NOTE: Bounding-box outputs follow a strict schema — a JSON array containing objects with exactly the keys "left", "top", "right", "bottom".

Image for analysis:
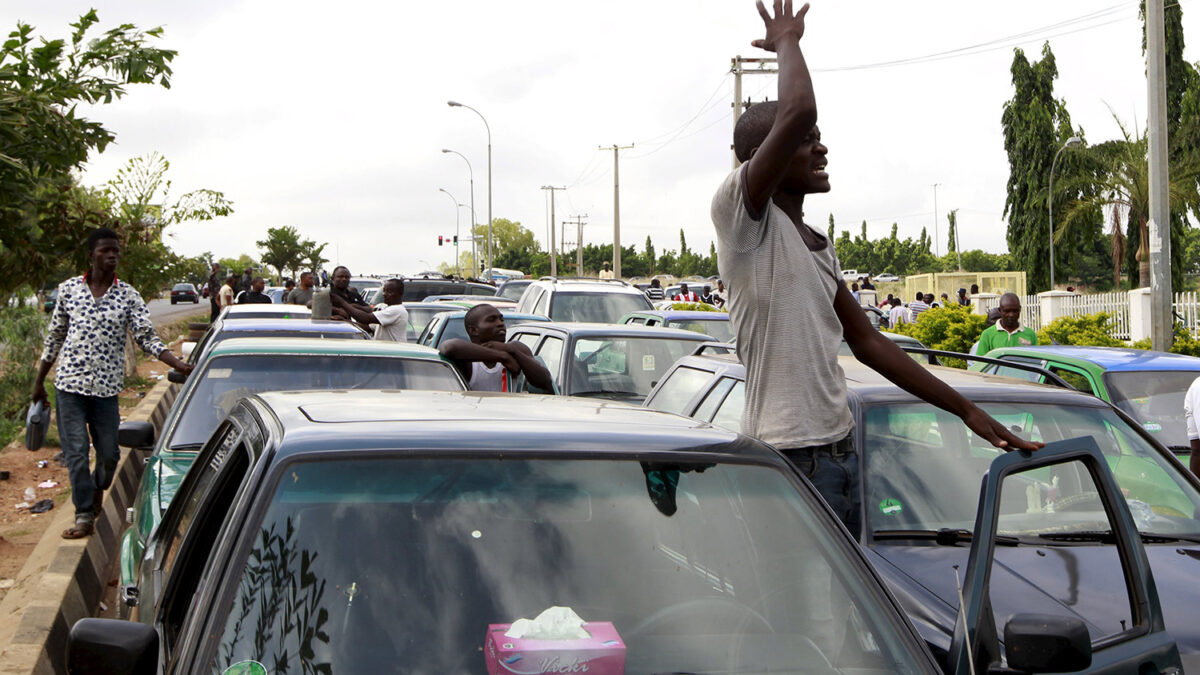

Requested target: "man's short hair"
[
  {"left": 86, "top": 227, "right": 120, "bottom": 252},
  {"left": 734, "top": 101, "right": 778, "bottom": 163},
  {"left": 999, "top": 292, "right": 1021, "bottom": 306},
  {"left": 332, "top": 265, "right": 349, "bottom": 276},
  {"left": 300, "top": 271, "right": 313, "bottom": 280},
  {"left": 463, "top": 303, "right": 495, "bottom": 330},
  {"left": 226, "top": 275, "right": 237, "bottom": 283},
  {"left": 384, "top": 278, "right": 404, "bottom": 293},
  {"left": 253, "top": 277, "right": 265, "bottom": 284}
]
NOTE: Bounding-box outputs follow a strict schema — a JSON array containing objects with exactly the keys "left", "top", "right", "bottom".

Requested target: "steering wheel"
[{"left": 624, "top": 596, "right": 774, "bottom": 639}]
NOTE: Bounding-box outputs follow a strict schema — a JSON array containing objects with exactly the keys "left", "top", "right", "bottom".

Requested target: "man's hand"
[
  {"left": 329, "top": 293, "right": 348, "bottom": 308},
  {"left": 482, "top": 342, "right": 520, "bottom": 371},
  {"left": 752, "top": 0, "right": 809, "bottom": 52},
  {"left": 962, "top": 406, "right": 1044, "bottom": 452},
  {"left": 31, "top": 381, "right": 48, "bottom": 406}
]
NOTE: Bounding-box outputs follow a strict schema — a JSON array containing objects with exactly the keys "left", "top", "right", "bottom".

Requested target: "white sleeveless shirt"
[{"left": 468, "top": 361, "right": 509, "bottom": 391}]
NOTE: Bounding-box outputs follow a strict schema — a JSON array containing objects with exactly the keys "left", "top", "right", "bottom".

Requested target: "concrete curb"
[{"left": 0, "top": 379, "right": 179, "bottom": 675}]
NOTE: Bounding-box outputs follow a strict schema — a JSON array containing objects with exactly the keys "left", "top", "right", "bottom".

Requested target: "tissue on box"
[{"left": 485, "top": 621, "right": 626, "bottom": 675}]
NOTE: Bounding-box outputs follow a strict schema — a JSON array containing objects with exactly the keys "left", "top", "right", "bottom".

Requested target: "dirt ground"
[{"left": 0, "top": 319, "right": 199, "bottom": 605}]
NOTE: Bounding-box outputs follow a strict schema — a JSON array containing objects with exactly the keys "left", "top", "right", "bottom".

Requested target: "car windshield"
[
  {"left": 568, "top": 336, "right": 703, "bottom": 402},
  {"left": 864, "top": 401, "right": 1200, "bottom": 538},
  {"left": 169, "top": 355, "right": 462, "bottom": 449},
  {"left": 551, "top": 292, "right": 651, "bottom": 323},
  {"left": 1103, "top": 370, "right": 1200, "bottom": 448},
  {"left": 671, "top": 318, "right": 735, "bottom": 342},
  {"left": 497, "top": 281, "right": 530, "bottom": 301},
  {"left": 407, "top": 307, "right": 454, "bottom": 341},
  {"left": 207, "top": 457, "right": 930, "bottom": 675}
]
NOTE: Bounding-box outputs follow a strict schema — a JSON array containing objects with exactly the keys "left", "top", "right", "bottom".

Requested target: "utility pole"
[
  {"left": 931, "top": 183, "right": 941, "bottom": 258},
  {"left": 541, "top": 186, "right": 565, "bottom": 277},
  {"left": 1147, "top": 0, "right": 1173, "bottom": 351},
  {"left": 564, "top": 215, "right": 587, "bottom": 273},
  {"left": 600, "top": 145, "right": 634, "bottom": 278},
  {"left": 730, "top": 55, "right": 777, "bottom": 168}
]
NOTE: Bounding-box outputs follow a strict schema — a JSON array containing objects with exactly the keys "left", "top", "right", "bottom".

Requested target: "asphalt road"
[{"left": 147, "top": 296, "right": 210, "bottom": 324}]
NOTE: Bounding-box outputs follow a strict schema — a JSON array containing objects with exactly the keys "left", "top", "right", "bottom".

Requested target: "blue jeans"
[
  {"left": 56, "top": 390, "right": 120, "bottom": 519},
  {"left": 781, "top": 435, "right": 861, "bottom": 539}
]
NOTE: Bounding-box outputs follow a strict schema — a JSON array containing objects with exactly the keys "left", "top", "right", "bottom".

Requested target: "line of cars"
[{"left": 69, "top": 274, "right": 1197, "bottom": 673}]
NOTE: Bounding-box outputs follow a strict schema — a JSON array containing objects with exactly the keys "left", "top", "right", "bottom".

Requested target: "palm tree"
[{"left": 1056, "top": 114, "right": 1200, "bottom": 288}]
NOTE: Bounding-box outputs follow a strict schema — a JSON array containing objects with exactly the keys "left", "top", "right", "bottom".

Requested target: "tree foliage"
[
  {"left": 256, "top": 226, "right": 328, "bottom": 280},
  {"left": 0, "top": 11, "right": 176, "bottom": 304}
]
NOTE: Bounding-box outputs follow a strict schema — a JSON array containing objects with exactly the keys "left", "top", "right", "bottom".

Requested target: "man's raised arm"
[{"left": 743, "top": 0, "right": 816, "bottom": 215}]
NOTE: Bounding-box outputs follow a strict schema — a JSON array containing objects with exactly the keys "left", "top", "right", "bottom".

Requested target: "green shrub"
[
  {"left": 1037, "top": 313, "right": 1124, "bottom": 347},
  {"left": 663, "top": 302, "right": 725, "bottom": 312},
  {"left": 0, "top": 306, "right": 46, "bottom": 442},
  {"left": 1130, "top": 331, "right": 1200, "bottom": 356},
  {"left": 890, "top": 304, "right": 988, "bottom": 357}
]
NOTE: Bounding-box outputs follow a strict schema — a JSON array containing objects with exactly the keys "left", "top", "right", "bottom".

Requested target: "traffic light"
[
  {"left": 453, "top": 235, "right": 458, "bottom": 246},
  {"left": 438, "top": 235, "right": 444, "bottom": 246}
]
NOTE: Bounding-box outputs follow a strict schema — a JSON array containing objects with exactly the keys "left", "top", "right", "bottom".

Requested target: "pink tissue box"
[{"left": 485, "top": 621, "right": 626, "bottom": 675}]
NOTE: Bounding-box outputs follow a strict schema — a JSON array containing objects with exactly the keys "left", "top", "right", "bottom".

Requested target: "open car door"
[{"left": 950, "top": 437, "right": 1183, "bottom": 674}]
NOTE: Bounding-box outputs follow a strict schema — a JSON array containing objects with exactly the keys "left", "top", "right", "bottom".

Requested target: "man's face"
[
  {"left": 332, "top": 268, "right": 351, "bottom": 290},
  {"left": 924, "top": 294, "right": 934, "bottom": 304},
  {"left": 300, "top": 273, "right": 313, "bottom": 289},
  {"left": 999, "top": 299, "right": 1022, "bottom": 330},
  {"left": 382, "top": 281, "right": 404, "bottom": 305},
  {"left": 252, "top": 279, "right": 265, "bottom": 292},
  {"left": 90, "top": 239, "right": 121, "bottom": 273},
  {"left": 680, "top": 284, "right": 689, "bottom": 294},
  {"left": 469, "top": 306, "right": 506, "bottom": 343},
  {"left": 718, "top": 281, "right": 725, "bottom": 291},
  {"left": 780, "top": 126, "right": 830, "bottom": 194}
]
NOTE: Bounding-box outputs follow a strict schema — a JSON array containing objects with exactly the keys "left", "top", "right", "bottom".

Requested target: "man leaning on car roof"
[{"left": 439, "top": 304, "right": 553, "bottom": 392}]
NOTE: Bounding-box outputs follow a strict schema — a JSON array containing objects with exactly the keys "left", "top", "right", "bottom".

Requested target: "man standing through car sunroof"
[{"left": 712, "top": 0, "right": 1038, "bottom": 537}]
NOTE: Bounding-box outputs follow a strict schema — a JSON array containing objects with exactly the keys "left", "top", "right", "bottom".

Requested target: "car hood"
[{"left": 867, "top": 542, "right": 1200, "bottom": 659}]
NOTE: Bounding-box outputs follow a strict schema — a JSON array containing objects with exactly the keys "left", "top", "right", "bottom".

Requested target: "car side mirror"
[
  {"left": 167, "top": 370, "right": 187, "bottom": 384},
  {"left": 1002, "top": 613, "right": 1091, "bottom": 673},
  {"left": 118, "top": 421, "right": 155, "bottom": 451},
  {"left": 68, "top": 618, "right": 158, "bottom": 675}
]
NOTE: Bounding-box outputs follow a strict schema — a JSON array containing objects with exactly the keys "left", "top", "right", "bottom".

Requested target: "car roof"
[
  {"left": 253, "top": 390, "right": 770, "bottom": 459},
  {"left": 511, "top": 322, "right": 714, "bottom": 340},
  {"left": 990, "top": 345, "right": 1200, "bottom": 372},
  {"left": 533, "top": 278, "right": 644, "bottom": 293},
  {"left": 671, "top": 352, "right": 1112, "bottom": 407},
  {"left": 433, "top": 310, "right": 548, "bottom": 321},
  {"left": 400, "top": 302, "right": 462, "bottom": 310},
  {"left": 221, "top": 304, "right": 311, "bottom": 316},
  {"left": 208, "top": 336, "right": 447, "bottom": 359},
  {"left": 215, "top": 318, "right": 363, "bottom": 333},
  {"left": 628, "top": 310, "right": 730, "bottom": 320}
]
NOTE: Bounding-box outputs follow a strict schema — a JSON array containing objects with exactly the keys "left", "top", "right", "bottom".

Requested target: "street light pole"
[
  {"left": 1048, "top": 136, "right": 1083, "bottom": 290},
  {"left": 442, "top": 148, "right": 476, "bottom": 277},
  {"left": 448, "top": 101, "right": 492, "bottom": 279},
  {"left": 438, "top": 187, "right": 461, "bottom": 277}
]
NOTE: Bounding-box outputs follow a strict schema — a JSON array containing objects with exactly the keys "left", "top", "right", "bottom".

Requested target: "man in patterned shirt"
[{"left": 32, "top": 228, "right": 194, "bottom": 539}]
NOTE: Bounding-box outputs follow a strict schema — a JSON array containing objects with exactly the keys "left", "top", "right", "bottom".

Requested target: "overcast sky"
[{"left": 5, "top": 0, "right": 1197, "bottom": 275}]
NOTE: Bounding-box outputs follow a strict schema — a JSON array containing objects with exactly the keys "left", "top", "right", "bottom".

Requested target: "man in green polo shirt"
[{"left": 978, "top": 292, "right": 1038, "bottom": 355}]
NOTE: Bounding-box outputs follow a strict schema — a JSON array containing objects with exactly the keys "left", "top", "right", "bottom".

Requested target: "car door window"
[
  {"left": 1047, "top": 364, "right": 1096, "bottom": 394},
  {"left": 513, "top": 333, "right": 540, "bottom": 350},
  {"left": 627, "top": 317, "right": 647, "bottom": 325},
  {"left": 534, "top": 289, "right": 551, "bottom": 317},
  {"left": 990, "top": 355, "right": 1045, "bottom": 382},
  {"left": 644, "top": 367, "right": 713, "bottom": 415},
  {"left": 534, "top": 337, "right": 564, "bottom": 390},
  {"left": 710, "top": 380, "right": 746, "bottom": 432},
  {"left": 158, "top": 422, "right": 253, "bottom": 650},
  {"left": 694, "top": 376, "right": 736, "bottom": 423}
]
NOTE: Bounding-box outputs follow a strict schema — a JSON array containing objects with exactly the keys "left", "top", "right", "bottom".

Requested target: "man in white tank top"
[{"left": 439, "top": 304, "right": 553, "bottom": 392}]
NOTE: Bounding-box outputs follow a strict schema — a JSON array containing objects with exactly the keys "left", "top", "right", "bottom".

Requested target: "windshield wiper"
[
  {"left": 1138, "top": 531, "right": 1200, "bottom": 545},
  {"left": 873, "top": 528, "right": 1020, "bottom": 546},
  {"left": 1167, "top": 445, "right": 1192, "bottom": 455},
  {"left": 166, "top": 442, "right": 203, "bottom": 452},
  {"left": 1038, "top": 530, "right": 1116, "bottom": 543}
]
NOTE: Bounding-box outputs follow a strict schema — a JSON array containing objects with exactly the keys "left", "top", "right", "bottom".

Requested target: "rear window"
[
  {"left": 549, "top": 292, "right": 652, "bottom": 323},
  {"left": 173, "top": 284, "right": 194, "bottom": 291}
]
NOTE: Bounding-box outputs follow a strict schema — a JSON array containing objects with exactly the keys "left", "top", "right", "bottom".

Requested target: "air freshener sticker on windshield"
[
  {"left": 223, "top": 662, "right": 267, "bottom": 675},
  {"left": 878, "top": 498, "right": 903, "bottom": 516},
  {"left": 208, "top": 368, "right": 233, "bottom": 379},
  {"left": 1143, "top": 421, "right": 1163, "bottom": 433},
  {"left": 642, "top": 355, "right": 655, "bottom": 371}
]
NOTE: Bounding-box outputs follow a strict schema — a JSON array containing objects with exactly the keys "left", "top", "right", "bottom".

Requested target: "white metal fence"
[
  {"left": 1175, "top": 292, "right": 1200, "bottom": 337},
  {"left": 973, "top": 290, "right": 1200, "bottom": 341},
  {"left": 1058, "top": 291, "right": 1131, "bottom": 340}
]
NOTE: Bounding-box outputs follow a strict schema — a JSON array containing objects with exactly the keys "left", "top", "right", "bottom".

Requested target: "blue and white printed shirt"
[{"left": 41, "top": 274, "right": 165, "bottom": 398}]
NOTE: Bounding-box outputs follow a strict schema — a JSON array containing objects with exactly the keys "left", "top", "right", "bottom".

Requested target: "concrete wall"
[{"left": 0, "top": 380, "right": 179, "bottom": 675}]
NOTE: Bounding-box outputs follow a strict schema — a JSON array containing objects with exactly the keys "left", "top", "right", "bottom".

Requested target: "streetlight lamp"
[
  {"left": 447, "top": 100, "right": 492, "bottom": 280},
  {"left": 1048, "top": 135, "right": 1083, "bottom": 289},
  {"left": 439, "top": 187, "right": 462, "bottom": 277},
  {"left": 441, "top": 148, "right": 477, "bottom": 277}
]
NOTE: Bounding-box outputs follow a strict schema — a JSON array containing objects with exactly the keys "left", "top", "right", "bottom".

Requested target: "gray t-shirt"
[
  {"left": 286, "top": 287, "right": 314, "bottom": 306},
  {"left": 711, "top": 167, "right": 852, "bottom": 448}
]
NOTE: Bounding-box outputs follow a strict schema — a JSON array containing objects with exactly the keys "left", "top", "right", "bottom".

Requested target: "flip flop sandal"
[{"left": 61, "top": 520, "right": 94, "bottom": 539}]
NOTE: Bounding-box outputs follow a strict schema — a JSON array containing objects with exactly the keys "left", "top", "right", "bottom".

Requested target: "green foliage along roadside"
[
  {"left": 889, "top": 304, "right": 988, "bottom": 363},
  {"left": 1036, "top": 313, "right": 1125, "bottom": 348},
  {"left": 0, "top": 306, "right": 46, "bottom": 442}
]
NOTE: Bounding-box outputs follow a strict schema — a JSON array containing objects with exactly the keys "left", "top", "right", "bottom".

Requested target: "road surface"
[{"left": 147, "top": 297, "right": 209, "bottom": 323}]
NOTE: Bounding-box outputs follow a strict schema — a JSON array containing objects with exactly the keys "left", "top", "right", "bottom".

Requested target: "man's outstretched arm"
[
  {"left": 743, "top": 0, "right": 816, "bottom": 215},
  {"left": 834, "top": 285, "right": 1041, "bottom": 451}
]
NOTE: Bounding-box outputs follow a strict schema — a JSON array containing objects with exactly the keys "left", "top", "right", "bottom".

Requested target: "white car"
[
  {"left": 840, "top": 269, "right": 862, "bottom": 282},
  {"left": 875, "top": 273, "right": 900, "bottom": 282}
]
